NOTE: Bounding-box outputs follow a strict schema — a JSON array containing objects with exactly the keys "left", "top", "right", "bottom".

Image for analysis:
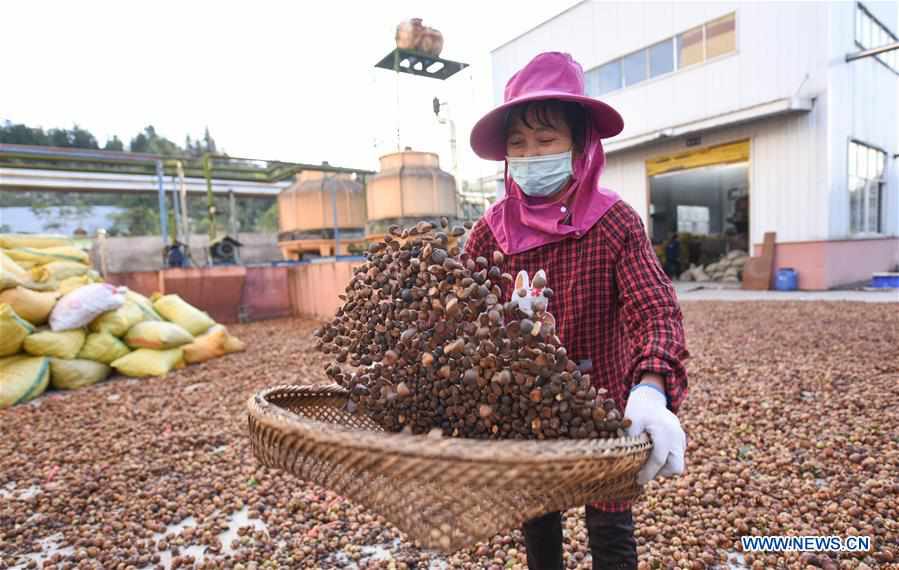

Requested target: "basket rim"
[{"left": 247, "top": 383, "right": 652, "bottom": 465}]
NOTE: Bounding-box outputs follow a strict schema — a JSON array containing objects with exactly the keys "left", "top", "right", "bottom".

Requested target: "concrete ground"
[{"left": 673, "top": 282, "right": 899, "bottom": 303}]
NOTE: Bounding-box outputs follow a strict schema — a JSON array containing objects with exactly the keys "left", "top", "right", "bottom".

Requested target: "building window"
[
  {"left": 594, "top": 61, "right": 622, "bottom": 96},
  {"left": 848, "top": 140, "right": 886, "bottom": 235},
  {"left": 649, "top": 39, "right": 674, "bottom": 77},
  {"left": 706, "top": 13, "right": 736, "bottom": 59},
  {"left": 586, "top": 12, "right": 736, "bottom": 97},
  {"left": 855, "top": 2, "right": 899, "bottom": 74},
  {"left": 622, "top": 50, "right": 648, "bottom": 87},
  {"left": 677, "top": 26, "right": 704, "bottom": 68}
]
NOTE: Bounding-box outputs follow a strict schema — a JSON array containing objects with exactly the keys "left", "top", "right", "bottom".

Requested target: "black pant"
[{"left": 522, "top": 507, "right": 637, "bottom": 570}]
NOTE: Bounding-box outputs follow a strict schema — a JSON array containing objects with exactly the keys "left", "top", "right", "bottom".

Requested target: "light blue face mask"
[{"left": 507, "top": 150, "right": 573, "bottom": 197}]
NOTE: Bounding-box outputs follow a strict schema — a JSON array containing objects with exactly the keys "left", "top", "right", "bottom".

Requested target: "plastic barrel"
[{"left": 774, "top": 268, "right": 798, "bottom": 291}]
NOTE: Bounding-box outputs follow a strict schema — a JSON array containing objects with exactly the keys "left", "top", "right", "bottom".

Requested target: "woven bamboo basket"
[{"left": 247, "top": 384, "right": 652, "bottom": 552}]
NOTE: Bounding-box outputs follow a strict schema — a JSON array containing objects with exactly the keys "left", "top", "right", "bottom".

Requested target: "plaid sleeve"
[
  {"left": 614, "top": 207, "right": 689, "bottom": 414},
  {"left": 463, "top": 219, "right": 494, "bottom": 259}
]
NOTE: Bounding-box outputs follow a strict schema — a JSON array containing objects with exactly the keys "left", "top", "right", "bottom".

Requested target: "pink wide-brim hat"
[{"left": 470, "top": 52, "right": 624, "bottom": 161}]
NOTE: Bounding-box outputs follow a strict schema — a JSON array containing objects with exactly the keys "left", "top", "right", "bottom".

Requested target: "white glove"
[{"left": 625, "top": 384, "right": 686, "bottom": 485}]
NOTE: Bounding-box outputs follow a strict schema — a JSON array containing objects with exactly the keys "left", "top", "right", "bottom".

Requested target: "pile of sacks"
[
  {"left": 0, "top": 233, "right": 245, "bottom": 409},
  {"left": 679, "top": 249, "right": 749, "bottom": 284}
]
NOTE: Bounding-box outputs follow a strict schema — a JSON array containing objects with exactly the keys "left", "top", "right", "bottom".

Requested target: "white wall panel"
[
  {"left": 827, "top": 1, "right": 898, "bottom": 238},
  {"left": 599, "top": 106, "right": 828, "bottom": 246},
  {"left": 494, "top": 2, "right": 830, "bottom": 139},
  {"left": 489, "top": 1, "right": 898, "bottom": 244}
]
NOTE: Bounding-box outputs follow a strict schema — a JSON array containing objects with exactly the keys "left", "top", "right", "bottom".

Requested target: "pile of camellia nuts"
[{"left": 315, "top": 219, "right": 629, "bottom": 440}]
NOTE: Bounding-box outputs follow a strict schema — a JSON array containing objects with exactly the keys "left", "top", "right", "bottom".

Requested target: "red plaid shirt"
[{"left": 465, "top": 199, "right": 689, "bottom": 512}]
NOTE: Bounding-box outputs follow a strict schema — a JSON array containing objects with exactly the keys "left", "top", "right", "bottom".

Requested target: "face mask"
[{"left": 507, "top": 150, "right": 573, "bottom": 197}]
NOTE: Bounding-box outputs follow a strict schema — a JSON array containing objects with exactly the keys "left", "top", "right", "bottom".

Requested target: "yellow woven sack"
[
  {"left": 0, "top": 273, "right": 24, "bottom": 292},
  {"left": 0, "top": 355, "right": 50, "bottom": 409},
  {"left": 79, "top": 332, "right": 130, "bottom": 364},
  {"left": 10, "top": 259, "right": 38, "bottom": 270},
  {"left": 6, "top": 246, "right": 90, "bottom": 266},
  {"left": 0, "top": 287, "right": 60, "bottom": 325},
  {"left": 125, "top": 321, "right": 193, "bottom": 349},
  {"left": 0, "top": 234, "right": 73, "bottom": 250},
  {"left": 0, "top": 303, "right": 34, "bottom": 356},
  {"left": 24, "top": 329, "right": 86, "bottom": 359},
  {"left": 90, "top": 301, "right": 144, "bottom": 337},
  {"left": 42, "top": 261, "right": 90, "bottom": 282},
  {"left": 220, "top": 325, "right": 246, "bottom": 353},
  {"left": 223, "top": 331, "right": 246, "bottom": 353},
  {"left": 28, "top": 266, "right": 62, "bottom": 290},
  {"left": 1, "top": 272, "right": 57, "bottom": 293},
  {"left": 1, "top": 250, "right": 29, "bottom": 279},
  {"left": 58, "top": 275, "right": 91, "bottom": 295},
  {"left": 182, "top": 325, "right": 229, "bottom": 364},
  {"left": 49, "top": 358, "right": 111, "bottom": 390},
  {"left": 29, "top": 264, "right": 52, "bottom": 283},
  {"left": 153, "top": 294, "right": 215, "bottom": 336},
  {"left": 126, "top": 290, "right": 162, "bottom": 321},
  {"left": 111, "top": 348, "right": 184, "bottom": 378}
]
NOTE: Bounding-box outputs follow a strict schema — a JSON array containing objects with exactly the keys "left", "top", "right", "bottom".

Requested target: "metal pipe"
[
  {"left": 846, "top": 41, "right": 899, "bottom": 62},
  {"left": 394, "top": 50, "right": 402, "bottom": 151},
  {"left": 203, "top": 154, "right": 216, "bottom": 244},
  {"left": 175, "top": 161, "right": 191, "bottom": 252},
  {"left": 229, "top": 190, "right": 238, "bottom": 236},
  {"left": 156, "top": 160, "right": 168, "bottom": 256},
  {"left": 436, "top": 101, "right": 464, "bottom": 219},
  {"left": 171, "top": 173, "right": 182, "bottom": 244},
  {"left": 360, "top": 174, "right": 368, "bottom": 244},
  {"left": 331, "top": 176, "right": 340, "bottom": 257},
  {"left": 0, "top": 144, "right": 375, "bottom": 180},
  {"left": 0, "top": 145, "right": 161, "bottom": 163}
]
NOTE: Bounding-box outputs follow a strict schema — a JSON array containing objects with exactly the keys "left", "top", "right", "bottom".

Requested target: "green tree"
[
  {"left": 203, "top": 127, "right": 217, "bottom": 154},
  {"left": 0, "top": 121, "right": 49, "bottom": 145},
  {"left": 28, "top": 192, "right": 95, "bottom": 231},
  {"left": 0, "top": 121, "right": 254, "bottom": 238},
  {"left": 238, "top": 197, "right": 277, "bottom": 232},
  {"left": 258, "top": 202, "right": 279, "bottom": 232},
  {"left": 27, "top": 125, "right": 100, "bottom": 149},
  {"left": 47, "top": 128, "right": 72, "bottom": 147},
  {"left": 107, "top": 195, "right": 160, "bottom": 236},
  {"left": 70, "top": 125, "right": 99, "bottom": 149},
  {"left": 129, "top": 132, "right": 149, "bottom": 153},
  {"left": 128, "top": 125, "right": 181, "bottom": 156},
  {"left": 104, "top": 136, "right": 124, "bottom": 151}
]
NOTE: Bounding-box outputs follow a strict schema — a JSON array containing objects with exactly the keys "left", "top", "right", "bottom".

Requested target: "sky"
[{"left": 1, "top": 0, "right": 580, "bottom": 182}]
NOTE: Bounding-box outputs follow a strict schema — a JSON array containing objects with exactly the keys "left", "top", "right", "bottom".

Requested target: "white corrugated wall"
[
  {"left": 601, "top": 104, "right": 829, "bottom": 249},
  {"left": 827, "top": 1, "right": 899, "bottom": 239},
  {"left": 490, "top": 1, "right": 898, "bottom": 249}
]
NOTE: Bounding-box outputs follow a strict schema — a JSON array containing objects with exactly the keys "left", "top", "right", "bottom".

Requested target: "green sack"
[
  {"left": 49, "top": 358, "right": 111, "bottom": 390},
  {"left": 0, "top": 355, "right": 50, "bottom": 409},
  {"left": 111, "top": 348, "right": 184, "bottom": 378},
  {"left": 24, "top": 329, "right": 86, "bottom": 359},
  {"left": 79, "top": 332, "right": 130, "bottom": 364},
  {"left": 0, "top": 303, "right": 34, "bottom": 357},
  {"left": 90, "top": 301, "right": 144, "bottom": 337}
]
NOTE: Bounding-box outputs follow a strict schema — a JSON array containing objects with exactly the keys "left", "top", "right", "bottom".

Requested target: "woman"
[{"left": 464, "top": 52, "right": 689, "bottom": 570}]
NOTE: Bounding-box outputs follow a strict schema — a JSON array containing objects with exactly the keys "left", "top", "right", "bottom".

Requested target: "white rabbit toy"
[{"left": 511, "top": 270, "right": 556, "bottom": 331}]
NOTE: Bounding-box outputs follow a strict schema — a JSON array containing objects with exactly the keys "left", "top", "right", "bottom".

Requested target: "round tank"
[
  {"left": 366, "top": 150, "right": 458, "bottom": 235},
  {"left": 278, "top": 171, "right": 366, "bottom": 240}
]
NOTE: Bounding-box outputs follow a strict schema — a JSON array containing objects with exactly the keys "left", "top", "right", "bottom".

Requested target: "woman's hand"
[{"left": 624, "top": 380, "right": 686, "bottom": 485}]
